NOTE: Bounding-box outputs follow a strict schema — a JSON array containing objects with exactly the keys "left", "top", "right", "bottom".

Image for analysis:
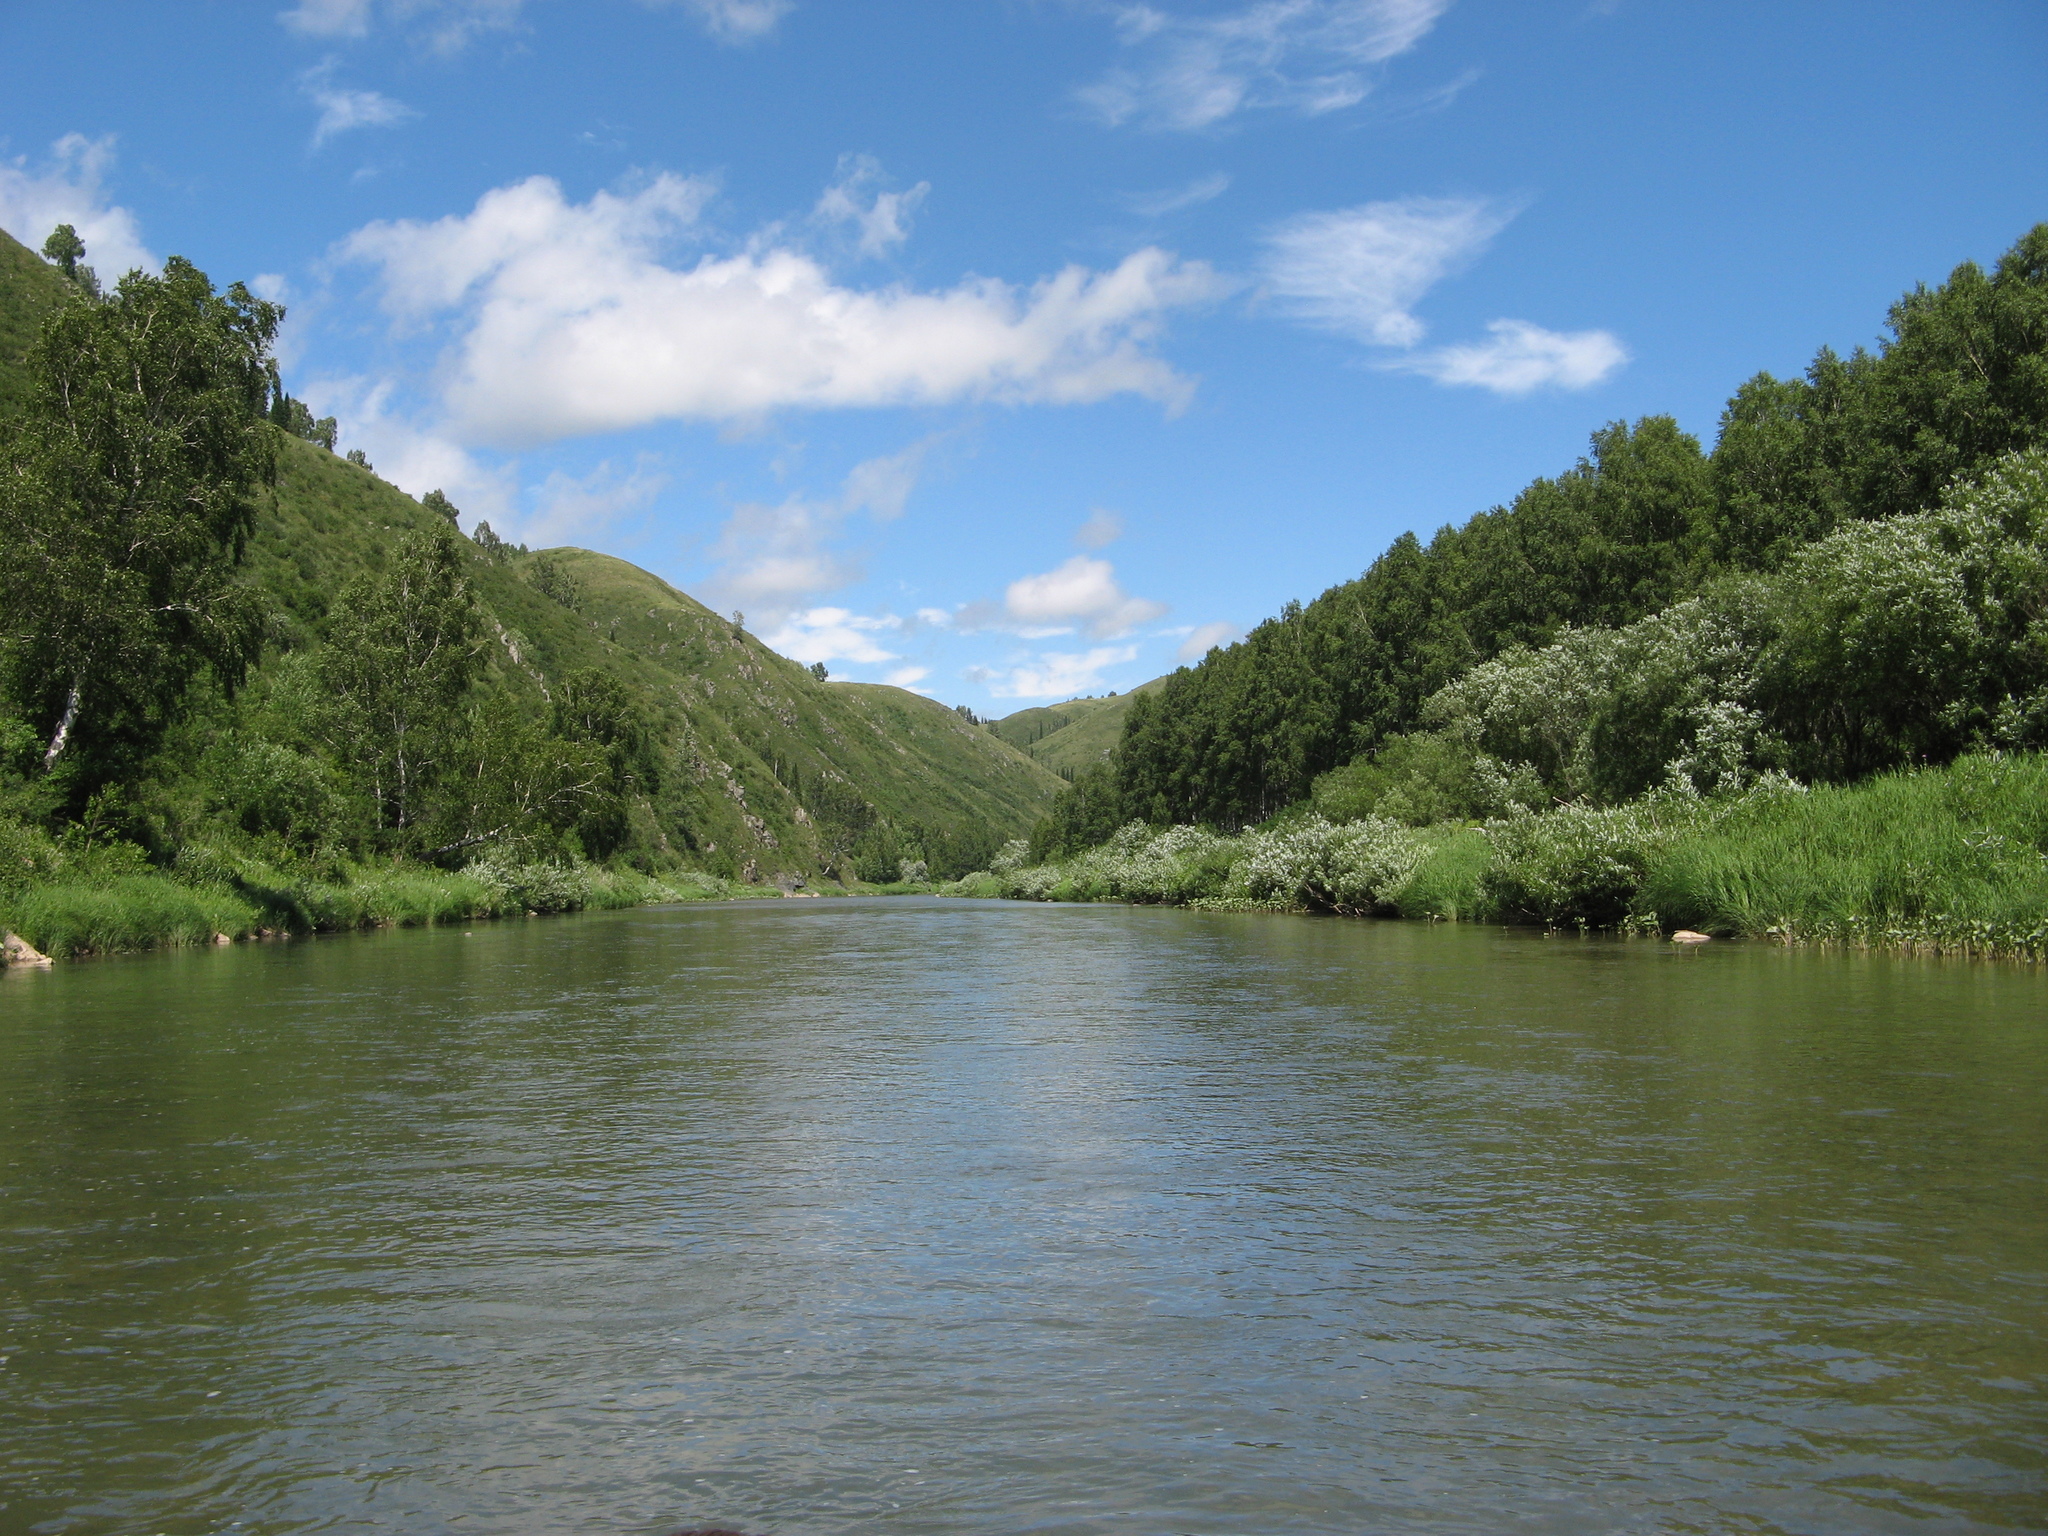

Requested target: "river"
[{"left": 2, "top": 898, "right": 2043, "bottom": 1534}]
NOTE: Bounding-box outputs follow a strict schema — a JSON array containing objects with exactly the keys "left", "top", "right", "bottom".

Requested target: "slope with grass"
[{"left": 992, "top": 677, "right": 1165, "bottom": 777}]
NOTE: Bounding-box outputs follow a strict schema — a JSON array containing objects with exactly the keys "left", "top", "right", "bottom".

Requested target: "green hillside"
[
  {"left": 248, "top": 438, "right": 1063, "bottom": 879},
  {"left": 0, "top": 228, "right": 65, "bottom": 420},
  {"left": 992, "top": 677, "right": 1165, "bottom": 777},
  {"left": 0, "top": 225, "right": 1062, "bottom": 887}
]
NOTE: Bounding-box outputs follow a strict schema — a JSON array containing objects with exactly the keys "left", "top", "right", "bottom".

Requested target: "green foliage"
[
  {"left": 1091, "top": 226, "right": 2048, "bottom": 836},
  {"left": 524, "top": 551, "right": 583, "bottom": 609},
  {"left": 318, "top": 525, "right": 485, "bottom": 841},
  {"left": 0, "top": 255, "right": 279, "bottom": 804}
]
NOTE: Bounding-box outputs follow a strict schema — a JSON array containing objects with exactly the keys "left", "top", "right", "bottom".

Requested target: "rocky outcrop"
[{"left": 3, "top": 931, "right": 52, "bottom": 967}]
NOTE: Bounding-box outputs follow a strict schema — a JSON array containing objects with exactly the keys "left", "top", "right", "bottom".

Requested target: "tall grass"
[
  {"left": 1643, "top": 754, "right": 2048, "bottom": 957},
  {"left": 0, "top": 828, "right": 758, "bottom": 959},
  {"left": 964, "top": 754, "right": 2048, "bottom": 961}
]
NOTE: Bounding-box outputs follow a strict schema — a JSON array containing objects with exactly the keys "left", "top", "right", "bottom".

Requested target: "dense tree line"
[{"left": 1055, "top": 226, "right": 2048, "bottom": 851}]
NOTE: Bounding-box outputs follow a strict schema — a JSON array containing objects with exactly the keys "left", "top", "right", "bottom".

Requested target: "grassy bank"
[
  {"left": 953, "top": 753, "right": 2048, "bottom": 962},
  {"left": 0, "top": 828, "right": 780, "bottom": 960}
]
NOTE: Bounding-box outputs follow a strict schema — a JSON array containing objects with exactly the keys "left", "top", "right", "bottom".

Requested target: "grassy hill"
[
  {"left": 992, "top": 676, "right": 1166, "bottom": 777},
  {"left": 0, "top": 226, "right": 1063, "bottom": 884}
]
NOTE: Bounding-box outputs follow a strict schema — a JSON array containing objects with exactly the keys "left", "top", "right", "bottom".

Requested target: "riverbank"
[
  {"left": 0, "top": 824, "right": 943, "bottom": 961},
  {"left": 950, "top": 752, "right": 2048, "bottom": 962}
]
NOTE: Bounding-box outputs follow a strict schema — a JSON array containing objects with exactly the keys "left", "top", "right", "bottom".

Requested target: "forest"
[
  {"left": 0, "top": 227, "right": 1062, "bottom": 956},
  {"left": 1003, "top": 226, "right": 2048, "bottom": 957}
]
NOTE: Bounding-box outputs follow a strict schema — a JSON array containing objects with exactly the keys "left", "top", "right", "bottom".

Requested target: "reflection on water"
[{"left": 1, "top": 899, "right": 2043, "bottom": 1534}]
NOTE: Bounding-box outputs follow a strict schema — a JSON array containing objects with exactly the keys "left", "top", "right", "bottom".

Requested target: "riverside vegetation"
[
  {"left": 0, "top": 226, "right": 1062, "bottom": 957},
  {"left": 970, "top": 226, "right": 2048, "bottom": 961}
]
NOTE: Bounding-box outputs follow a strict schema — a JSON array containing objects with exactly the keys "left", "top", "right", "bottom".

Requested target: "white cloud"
[
  {"left": 1080, "top": 0, "right": 1452, "bottom": 131},
  {"left": 814, "top": 154, "right": 929, "bottom": 257},
  {"left": 340, "top": 174, "right": 1223, "bottom": 446},
  {"left": 973, "top": 646, "right": 1140, "bottom": 700},
  {"left": 303, "top": 64, "right": 418, "bottom": 148},
  {"left": 0, "top": 134, "right": 154, "bottom": 281},
  {"left": 884, "top": 665, "right": 931, "bottom": 691},
  {"left": 1003, "top": 555, "right": 1166, "bottom": 639},
  {"left": 1075, "top": 509, "right": 1123, "bottom": 549},
  {"left": 280, "top": 0, "right": 375, "bottom": 36},
  {"left": 762, "top": 607, "right": 902, "bottom": 666},
  {"left": 914, "top": 606, "right": 953, "bottom": 627},
  {"left": 1261, "top": 195, "right": 1511, "bottom": 346},
  {"left": 1399, "top": 318, "right": 1627, "bottom": 394},
  {"left": 1120, "top": 171, "right": 1231, "bottom": 218},
  {"left": 1177, "top": 620, "right": 1240, "bottom": 661}
]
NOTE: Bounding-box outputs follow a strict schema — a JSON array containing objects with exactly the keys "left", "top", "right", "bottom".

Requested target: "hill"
[
  {"left": 992, "top": 677, "right": 1166, "bottom": 778},
  {"left": 0, "top": 225, "right": 1063, "bottom": 884}
]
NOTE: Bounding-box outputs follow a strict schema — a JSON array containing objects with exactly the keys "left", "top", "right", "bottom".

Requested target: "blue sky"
[{"left": 2, "top": 1, "right": 2043, "bottom": 707}]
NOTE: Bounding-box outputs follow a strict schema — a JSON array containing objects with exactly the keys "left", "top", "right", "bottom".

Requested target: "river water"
[{"left": 1, "top": 899, "right": 2043, "bottom": 1535}]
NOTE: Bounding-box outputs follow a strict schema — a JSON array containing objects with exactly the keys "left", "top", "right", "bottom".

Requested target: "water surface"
[{"left": 2, "top": 900, "right": 2044, "bottom": 1534}]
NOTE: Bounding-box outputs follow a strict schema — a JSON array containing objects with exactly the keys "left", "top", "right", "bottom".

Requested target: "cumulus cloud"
[
  {"left": 972, "top": 646, "right": 1140, "bottom": 700},
  {"left": 1176, "top": 619, "right": 1240, "bottom": 661},
  {"left": 340, "top": 173, "right": 1221, "bottom": 446},
  {"left": 1120, "top": 171, "right": 1231, "bottom": 218},
  {"left": 0, "top": 134, "right": 154, "bottom": 281},
  {"left": 521, "top": 457, "right": 669, "bottom": 546},
  {"left": 814, "top": 154, "right": 929, "bottom": 257},
  {"left": 302, "top": 63, "right": 418, "bottom": 148},
  {"left": 762, "top": 607, "right": 903, "bottom": 667},
  {"left": 1079, "top": 0, "right": 1451, "bottom": 131},
  {"left": 1399, "top": 318, "right": 1627, "bottom": 394},
  {"left": 1003, "top": 555, "right": 1166, "bottom": 639},
  {"left": 1262, "top": 195, "right": 1511, "bottom": 346}
]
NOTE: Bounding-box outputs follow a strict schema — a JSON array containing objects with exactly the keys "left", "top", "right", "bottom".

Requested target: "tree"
[
  {"left": 810, "top": 661, "right": 829, "bottom": 681},
  {"left": 40, "top": 224, "right": 100, "bottom": 300},
  {"left": 0, "top": 255, "right": 278, "bottom": 805},
  {"left": 318, "top": 526, "right": 484, "bottom": 841},
  {"left": 421, "top": 489, "right": 459, "bottom": 526}
]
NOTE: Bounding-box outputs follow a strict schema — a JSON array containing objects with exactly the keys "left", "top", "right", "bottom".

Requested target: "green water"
[{"left": 1, "top": 899, "right": 2043, "bottom": 1535}]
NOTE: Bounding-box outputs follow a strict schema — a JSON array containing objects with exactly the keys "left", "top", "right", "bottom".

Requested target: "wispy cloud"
[
  {"left": 1262, "top": 195, "right": 1511, "bottom": 346},
  {"left": 705, "top": 437, "right": 941, "bottom": 621},
  {"left": 971, "top": 645, "right": 1141, "bottom": 700},
  {"left": 813, "top": 154, "right": 929, "bottom": 257},
  {"left": 653, "top": 0, "right": 793, "bottom": 44},
  {"left": 302, "top": 62, "right": 418, "bottom": 148},
  {"left": 280, "top": 0, "right": 788, "bottom": 50},
  {"left": 1398, "top": 318, "right": 1628, "bottom": 394},
  {"left": 1119, "top": 171, "right": 1231, "bottom": 218},
  {"left": 1261, "top": 194, "right": 1627, "bottom": 394},
  {"left": 1176, "top": 620, "right": 1240, "bottom": 661},
  {"left": 0, "top": 134, "right": 154, "bottom": 280},
  {"left": 1079, "top": 0, "right": 1452, "bottom": 131},
  {"left": 1075, "top": 509, "right": 1123, "bottom": 549},
  {"left": 281, "top": 0, "right": 523, "bottom": 52},
  {"left": 340, "top": 172, "right": 1223, "bottom": 445}
]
